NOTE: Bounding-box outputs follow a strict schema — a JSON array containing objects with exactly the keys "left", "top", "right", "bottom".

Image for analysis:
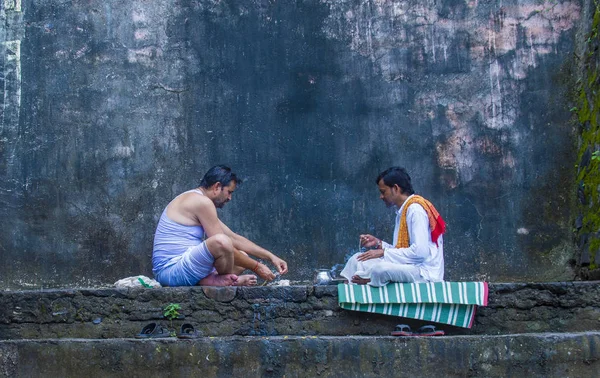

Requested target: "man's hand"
[
  {"left": 270, "top": 255, "right": 288, "bottom": 275},
  {"left": 357, "top": 248, "right": 384, "bottom": 262},
  {"left": 360, "top": 234, "right": 381, "bottom": 248},
  {"left": 253, "top": 262, "right": 276, "bottom": 281}
]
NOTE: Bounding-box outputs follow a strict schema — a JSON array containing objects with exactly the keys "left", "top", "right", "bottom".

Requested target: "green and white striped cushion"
[{"left": 338, "top": 282, "right": 488, "bottom": 329}]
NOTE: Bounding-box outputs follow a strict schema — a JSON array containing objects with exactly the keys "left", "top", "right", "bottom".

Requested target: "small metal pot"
[{"left": 313, "top": 269, "right": 333, "bottom": 285}]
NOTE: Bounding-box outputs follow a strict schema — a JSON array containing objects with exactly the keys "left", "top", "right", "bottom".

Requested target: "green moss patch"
[{"left": 575, "top": 2, "right": 600, "bottom": 271}]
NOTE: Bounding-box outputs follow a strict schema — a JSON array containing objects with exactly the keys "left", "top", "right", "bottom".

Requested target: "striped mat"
[{"left": 338, "top": 282, "right": 488, "bottom": 328}]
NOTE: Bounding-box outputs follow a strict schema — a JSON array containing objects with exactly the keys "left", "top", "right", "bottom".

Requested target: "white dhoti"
[{"left": 340, "top": 253, "right": 426, "bottom": 287}]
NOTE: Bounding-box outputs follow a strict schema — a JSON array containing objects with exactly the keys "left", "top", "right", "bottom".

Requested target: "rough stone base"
[
  {"left": 1, "top": 282, "right": 600, "bottom": 339},
  {"left": 1, "top": 333, "right": 599, "bottom": 377}
]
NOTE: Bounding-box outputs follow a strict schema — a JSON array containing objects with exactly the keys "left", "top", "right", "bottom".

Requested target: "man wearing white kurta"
[{"left": 340, "top": 167, "right": 446, "bottom": 287}]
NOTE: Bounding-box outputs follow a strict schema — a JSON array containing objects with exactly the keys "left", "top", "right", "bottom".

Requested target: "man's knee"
[
  {"left": 370, "top": 262, "right": 388, "bottom": 276},
  {"left": 206, "top": 234, "right": 233, "bottom": 255},
  {"left": 379, "top": 263, "right": 419, "bottom": 283}
]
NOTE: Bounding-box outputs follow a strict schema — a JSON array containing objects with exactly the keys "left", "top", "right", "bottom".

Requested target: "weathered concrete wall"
[
  {"left": 0, "top": 0, "right": 583, "bottom": 288},
  {"left": 2, "top": 283, "right": 599, "bottom": 339},
  {"left": 1, "top": 334, "right": 600, "bottom": 377}
]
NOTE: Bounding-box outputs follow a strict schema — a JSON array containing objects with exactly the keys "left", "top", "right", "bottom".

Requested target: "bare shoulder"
[
  {"left": 178, "top": 191, "right": 214, "bottom": 212},
  {"left": 167, "top": 190, "right": 216, "bottom": 225}
]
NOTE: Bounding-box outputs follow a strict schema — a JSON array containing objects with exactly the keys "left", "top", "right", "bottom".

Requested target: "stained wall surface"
[{"left": 0, "top": 0, "right": 582, "bottom": 288}]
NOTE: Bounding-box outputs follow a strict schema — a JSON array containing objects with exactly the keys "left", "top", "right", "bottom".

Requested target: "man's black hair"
[
  {"left": 376, "top": 167, "right": 414, "bottom": 195},
  {"left": 200, "top": 165, "right": 241, "bottom": 188}
]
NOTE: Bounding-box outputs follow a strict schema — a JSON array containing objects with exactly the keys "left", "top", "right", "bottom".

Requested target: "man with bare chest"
[{"left": 152, "top": 165, "right": 288, "bottom": 286}]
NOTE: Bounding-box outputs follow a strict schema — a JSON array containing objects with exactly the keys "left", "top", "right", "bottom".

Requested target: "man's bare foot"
[
  {"left": 234, "top": 274, "right": 257, "bottom": 286},
  {"left": 198, "top": 273, "right": 238, "bottom": 286},
  {"left": 351, "top": 275, "right": 371, "bottom": 285}
]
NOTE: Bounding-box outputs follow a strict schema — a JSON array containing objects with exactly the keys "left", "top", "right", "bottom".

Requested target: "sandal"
[
  {"left": 177, "top": 323, "right": 201, "bottom": 339},
  {"left": 390, "top": 324, "right": 413, "bottom": 336},
  {"left": 135, "top": 323, "right": 172, "bottom": 339},
  {"left": 415, "top": 325, "right": 445, "bottom": 336}
]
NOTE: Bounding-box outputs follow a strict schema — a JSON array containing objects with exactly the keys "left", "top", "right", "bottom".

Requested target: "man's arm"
[
  {"left": 358, "top": 204, "right": 431, "bottom": 263},
  {"left": 190, "top": 197, "right": 280, "bottom": 279},
  {"left": 219, "top": 220, "right": 288, "bottom": 275},
  {"left": 219, "top": 220, "right": 270, "bottom": 259},
  {"left": 192, "top": 196, "right": 227, "bottom": 236}
]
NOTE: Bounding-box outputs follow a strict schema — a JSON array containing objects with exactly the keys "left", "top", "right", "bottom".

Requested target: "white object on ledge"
[{"left": 114, "top": 275, "right": 161, "bottom": 288}]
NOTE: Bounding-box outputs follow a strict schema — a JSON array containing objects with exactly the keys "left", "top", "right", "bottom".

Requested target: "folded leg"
[
  {"left": 367, "top": 262, "right": 424, "bottom": 287},
  {"left": 339, "top": 252, "right": 382, "bottom": 283},
  {"left": 155, "top": 242, "right": 224, "bottom": 286}
]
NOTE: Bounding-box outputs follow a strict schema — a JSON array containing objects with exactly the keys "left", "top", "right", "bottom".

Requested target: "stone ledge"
[
  {"left": 1, "top": 333, "right": 599, "bottom": 377},
  {"left": 1, "top": 282, "right": 599, "bottom": 339}
]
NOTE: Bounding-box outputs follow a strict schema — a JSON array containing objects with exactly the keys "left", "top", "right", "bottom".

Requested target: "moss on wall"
[{"left": 575, "top": 1, "right": 600, "bottom": 277}]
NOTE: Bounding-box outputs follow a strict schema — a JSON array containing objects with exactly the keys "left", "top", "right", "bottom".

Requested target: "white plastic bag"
[{"left": 114, "top": 275, "right": 161, "bottom": 288}]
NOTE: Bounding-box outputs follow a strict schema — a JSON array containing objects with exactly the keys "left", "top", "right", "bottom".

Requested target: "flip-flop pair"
[
  {"left": 391, "top": 324, "right": 445, "bottom": 337},
  {"left": 135, "top": 323, "right": 201, "bottom": 339}
]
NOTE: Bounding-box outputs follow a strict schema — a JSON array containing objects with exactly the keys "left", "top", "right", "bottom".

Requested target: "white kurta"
[{"left": 340, "top": 194, "right": 444, "bottom": 286}]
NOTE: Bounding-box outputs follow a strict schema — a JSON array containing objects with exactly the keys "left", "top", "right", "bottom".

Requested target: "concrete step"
[
  {"left": 1, "top": 282, "right": 599, "bottom": 339},
  {"left": 1, "top": 333, "right": 599, "bottom": 377}
]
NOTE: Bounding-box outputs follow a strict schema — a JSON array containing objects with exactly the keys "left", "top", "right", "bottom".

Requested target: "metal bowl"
[{"left": 313, "top": 269, "right": 333, "bottom": 285}]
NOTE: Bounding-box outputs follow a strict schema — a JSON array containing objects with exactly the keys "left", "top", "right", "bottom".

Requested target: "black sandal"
[
  {"left": 390, "top": 324, "right": 413, "bottom": 336},
  {"left": 415, "top": 325, "right": 445, "bottom": 336},
  {"left": 135, "top": 323, "right": 172, "bottom": 339},
  {"left": 177, "top": 323, "right": 201, "bottom": 339}
]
